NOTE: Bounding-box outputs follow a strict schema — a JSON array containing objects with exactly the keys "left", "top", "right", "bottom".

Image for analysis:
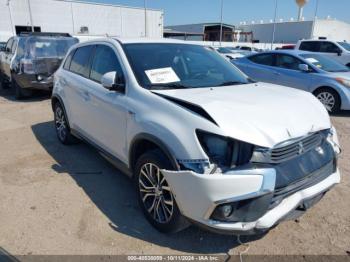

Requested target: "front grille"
[
  {"left": 259, "top": 132, "right": 324, "bottom": 164},
  {"left": 269, "top": 159, "right": 335, "bottom": 210}
]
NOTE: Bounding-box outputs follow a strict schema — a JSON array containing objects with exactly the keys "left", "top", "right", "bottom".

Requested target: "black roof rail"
[{"left": 19, "top": 32, "right": 72, "bottom": 37}]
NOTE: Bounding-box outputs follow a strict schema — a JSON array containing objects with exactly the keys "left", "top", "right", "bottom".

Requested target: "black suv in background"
[{"left": 0, "top": 32, "right": 78, "bottom": 99}]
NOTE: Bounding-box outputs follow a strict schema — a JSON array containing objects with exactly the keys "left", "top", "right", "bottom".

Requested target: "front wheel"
[
  {"left": 54, "top": 102, "right": 78, "bottom": 144},
  {"left": 314, "top": 88, "right": 341, "bottom": 114},
  {"left": 135, "top": 149, "right": 189, "bottom": 233}
]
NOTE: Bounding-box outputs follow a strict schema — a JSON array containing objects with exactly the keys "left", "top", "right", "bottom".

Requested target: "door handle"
[
  {"left": 273, "top": 72, "right": 281, "bottom": 76},
  {"left": 128, "top": 110, "right": 135, "bottom": 115},
  {"left": 82, "top": 91, "right": 90, "bottom": 101}
]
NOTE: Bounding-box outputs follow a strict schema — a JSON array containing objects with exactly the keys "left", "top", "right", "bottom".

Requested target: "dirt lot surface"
[{"left": 0, "top": 86, "right": 349, "bottom": 256}]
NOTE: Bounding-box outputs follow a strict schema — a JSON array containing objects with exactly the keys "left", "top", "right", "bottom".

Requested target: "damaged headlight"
[
  {"left": 196, "top": 130, "right": 254, "bottom": 171},
  {"left": 327, "top": 126, "right": 341, "bottom": 155}
]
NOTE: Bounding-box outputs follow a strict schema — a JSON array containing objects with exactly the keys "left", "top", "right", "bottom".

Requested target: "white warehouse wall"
[
  {"left": 313, "top": 19, "right": 350, "bottom": 42},
  {"left": 0, "top": 0, "right": 163, "bottom": 42}
]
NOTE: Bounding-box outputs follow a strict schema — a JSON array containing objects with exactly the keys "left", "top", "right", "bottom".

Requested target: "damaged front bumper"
[{"left": 161, "top": 166, "right": 340, "bottom": 235}]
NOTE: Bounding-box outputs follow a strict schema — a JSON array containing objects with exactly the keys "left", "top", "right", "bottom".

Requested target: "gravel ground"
[{"left": 0, "top": 86, "right": 349, "bottom": 256}]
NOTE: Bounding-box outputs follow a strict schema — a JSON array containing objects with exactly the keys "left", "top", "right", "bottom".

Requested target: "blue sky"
[{"left": 83, "top": 0, "right": 350, "bottom": 26}]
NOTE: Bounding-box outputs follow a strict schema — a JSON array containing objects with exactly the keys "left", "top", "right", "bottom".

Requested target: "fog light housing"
[
  {"left": 221, "top": 205, "right": 233, "bottom": 217},
  {"left": 37, "top": 75, "right": 43, "bottom": 81}
]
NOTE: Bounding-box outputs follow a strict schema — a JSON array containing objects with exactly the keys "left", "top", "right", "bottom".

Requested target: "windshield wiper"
[
  {"left": 217, "top": 81, "right": 248, "bottom": 86},
  {"left": 148, "top": 83, "right": 191, "bottom": 90}
]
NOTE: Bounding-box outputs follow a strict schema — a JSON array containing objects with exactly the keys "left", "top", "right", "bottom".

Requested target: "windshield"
[
  {"left": 123, "top": 43, "right": 250, "bottom": 90},
  {"left": 300, "top": 53, "right": 350, "bottom": 72},
  {"left": 26, "top": 37, "right": 78, "bottom": 58},
  {"left": 337, "top": 42, "right": 350, "bottom": 52}
]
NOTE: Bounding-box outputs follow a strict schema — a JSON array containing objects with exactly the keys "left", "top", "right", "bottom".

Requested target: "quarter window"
[
  {"left": 248, "top": 54, "right": 274, "bottom": 66},
  {"left": 90, "top": 45, "right": 123, "bottom": 83},
  {"left": 69, "top": 45, "right": 94, "bottom": 77}
]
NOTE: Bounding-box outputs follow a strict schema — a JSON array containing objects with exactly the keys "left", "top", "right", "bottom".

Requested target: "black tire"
[
  {"left": 314, "top": 88, "right": 341, "bottom": 114},
  {"left": 346, "top": 63, "right": 350, "bottom": 69},
  {"left": 54, "top": 102, "right": 78, "bottom": 145},
  {"left": 134, "top": 149, "right": 189, "bottom": 233}
]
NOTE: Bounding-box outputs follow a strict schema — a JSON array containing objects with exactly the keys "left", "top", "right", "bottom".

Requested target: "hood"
[{"left": 153, "top": 83, "right": 331, "bottom": 148}]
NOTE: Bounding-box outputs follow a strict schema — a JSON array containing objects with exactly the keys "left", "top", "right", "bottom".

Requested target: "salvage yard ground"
[{"left": 0, "top": 86, "right": 349, "bottom": 256}]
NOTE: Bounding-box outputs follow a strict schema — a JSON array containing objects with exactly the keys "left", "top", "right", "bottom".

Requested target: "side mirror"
[
  {"left": 299, "top": 64, "right": 310, "bottom": 72},
  {"left": 5, "top": 47, "right": 11, "bottom": 53},
  {"left": 101, "top": 71, "right": 125, "bottom": 93},
  {"left": 337, "top": 49, "right": 343, "bottom": 56}
]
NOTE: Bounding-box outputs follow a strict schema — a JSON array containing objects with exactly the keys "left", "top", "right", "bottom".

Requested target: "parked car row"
[
  {"left": 233, "top": 49, "right": 350, "bottom": 113},
  {"left": 51, "top": 38, "right": 341, "bottom": 235},
  {"left": 0, "top": 32, "right": 78, "bottom": 99}
]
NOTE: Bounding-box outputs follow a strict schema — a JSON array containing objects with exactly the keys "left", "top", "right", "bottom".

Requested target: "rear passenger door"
[{"left": 272, "top": 54, "right": 312, "bottom": 91}]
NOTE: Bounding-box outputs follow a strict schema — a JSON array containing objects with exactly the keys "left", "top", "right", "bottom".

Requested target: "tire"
[
  {"left": 12, "top": 76, "right": 32, "bottom": 100},
  {"left": 346, "top": 63, "right": 350, "bottom": 69},
  {"left": 314, "top": 88, "right": 341, "bottom": 114},
  {"left": 54, "top": 102, "right": 78, "bottom": 145},
  {"left": 134, "top": 149, "right": 189, "bottom": 233}
]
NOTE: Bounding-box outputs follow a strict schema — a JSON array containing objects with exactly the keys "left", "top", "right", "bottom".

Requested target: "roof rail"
[{"left": 19, "top": 32, "right": 72, "bottom": 37}]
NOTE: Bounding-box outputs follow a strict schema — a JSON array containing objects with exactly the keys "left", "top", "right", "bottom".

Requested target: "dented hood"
[{"left": 153, "top": 83, "right": 331, "bottom": 148}]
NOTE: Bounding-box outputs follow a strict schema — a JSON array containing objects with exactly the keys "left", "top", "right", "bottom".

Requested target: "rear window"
[
  {"left": 299, "top": 41, "right": 320, "bottom": 52},
  {"left": 69, "top": 45, "right": 94, "bottom": 77},
  {"left": 25, "top": 37, "right": 78, "bottom": 58}
]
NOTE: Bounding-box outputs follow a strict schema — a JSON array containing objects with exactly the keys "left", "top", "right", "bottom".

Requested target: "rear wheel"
[
  {"left": 135, "top": 149, "right": 189, "bottom": 233},
  {"left": 314, "top": 88, "right": 341, "bottom": 114}
]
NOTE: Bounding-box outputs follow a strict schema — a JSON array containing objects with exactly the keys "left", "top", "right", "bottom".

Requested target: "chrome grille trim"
[{"left": 253, "top": 132, "right": 324, "bottom": 164}]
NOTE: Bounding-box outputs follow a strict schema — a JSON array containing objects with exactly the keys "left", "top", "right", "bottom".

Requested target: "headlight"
[
  {"left": 328, "top": 126, "right": 341, "bottom": 155},
  {"left": 336, "top": 77, "right": 350, "bottom": 88},
  {"left": 196, "top": 130, "right": 254, "bottom": 170}
]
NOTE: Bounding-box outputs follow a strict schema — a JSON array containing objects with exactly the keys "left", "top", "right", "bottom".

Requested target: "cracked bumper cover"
[{"left": 161, "top": 167, "right": 340, "bottom": 234}]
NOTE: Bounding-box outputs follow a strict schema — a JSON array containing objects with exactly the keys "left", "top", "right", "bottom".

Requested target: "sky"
[{"left": 83, "top": 0, "right": 350, "bottom": 26}]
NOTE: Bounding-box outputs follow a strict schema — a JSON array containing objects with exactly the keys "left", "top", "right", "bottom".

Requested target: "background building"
[
  {"left": 164, "top": 23, "right": 238, "bottom": 42},
  {"left": 0, "top": 0, "right": 164, "bottom": 42},
  {"left": 238, "top": 19, "right": 350, "bottom": 43}
]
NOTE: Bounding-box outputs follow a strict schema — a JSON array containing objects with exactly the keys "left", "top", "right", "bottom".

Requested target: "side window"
[
  {"left": 69, "top": 45, "right": 94, "bottom": 77},
  {"left": 90, "top": 45, "right": 123, "bottom": 83},
  {"left": 319, "top": 42, "right": 341, "bottom": 53},
  {"left": 63, "top": 50, "right": 74, "bottom": 70},
  {"left": 11, "top": 40, "right": 17, "bottom": 54},
  {"left": 275, "top": 54, "right": 302, "bottom": 71},
  {"left": 248, "top": 54, "right": 274, "bottom": 66},
  {"left": 299, "top": 41, "right": 319, "bottom": 52},
  {"left": 5, "top": 38, "right": 13, "bottom": 53}
]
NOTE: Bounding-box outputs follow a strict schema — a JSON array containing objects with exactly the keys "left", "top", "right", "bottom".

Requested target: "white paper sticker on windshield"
[
  {"left": 145, "top": 67, "right": 180, "bottom": 84},
  {"left": 305, "top": 58, "right": 319, "bottom": 64}
]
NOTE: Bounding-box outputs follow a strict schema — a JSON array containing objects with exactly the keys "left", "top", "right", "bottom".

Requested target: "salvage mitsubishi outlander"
[{"left": 51, "top": 38, "right": 341, "bottom": 234}]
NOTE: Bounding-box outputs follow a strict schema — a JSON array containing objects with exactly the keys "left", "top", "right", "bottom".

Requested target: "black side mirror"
[
  {"left": 337, "top": 49, "right": 343, "bottom": 56},
  {"left": 101, "top": 71, "right": 125, "bottom": 93},
  {"left": 5, "top": 47, "right": 11, "bottom": 53}
]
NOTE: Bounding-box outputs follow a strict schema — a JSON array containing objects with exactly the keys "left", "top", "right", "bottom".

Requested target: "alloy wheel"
[
  {"left": 139, "top": 163, "right": 174, "bottom": 224},
  {"left": 55, "top": 106, "right": 67, "bottom": 141},
  {"left": 316, "top": 92, "right": 335, "bottom": 112}
]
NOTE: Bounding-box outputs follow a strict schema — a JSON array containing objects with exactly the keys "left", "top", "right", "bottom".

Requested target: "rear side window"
[
  {"left": 10, "top": 40, "right": 17, "bottom": 54},
  {"left": 90, "top": 45, "right": 123, "bottom": 83},
  {"left": 63, "top": 50, "right": 74, "bottom": 70},
  {"left": 248, "top": 54, "right": 274, "bottom": 66},
  {"left": 69, "top": 45, "right": 94, "bottom": 77},
  {"left": 299, "top": 41, "right": 320, "bottom": 52},
  {"left": 5, "top": 38, "right": 13, "bottom": 52}
]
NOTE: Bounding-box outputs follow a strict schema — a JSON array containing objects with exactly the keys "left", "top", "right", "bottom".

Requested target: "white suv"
[
  {"left": 296, "top": 39, "right": 350, "bottom": 67},
  {"left": 52, "top": 38, "right": 341, "bottom": 235}
]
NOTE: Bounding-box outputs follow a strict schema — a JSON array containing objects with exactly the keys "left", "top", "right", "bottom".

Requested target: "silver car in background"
[{"left": 233, "top": 50, "right": 350, "bottom": 113}]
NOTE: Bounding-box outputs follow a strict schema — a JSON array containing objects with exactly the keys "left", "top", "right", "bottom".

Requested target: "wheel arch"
[
  {"left": 129, "top": 133, "right": 180, "bottom": 175},
  {"left": 51, "top": 94, "right": 71, "bottom": 129}
]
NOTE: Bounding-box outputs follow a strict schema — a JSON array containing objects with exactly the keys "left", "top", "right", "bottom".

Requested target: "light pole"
[
  {"left": 6, "top": 0, "right": 15, "bottom": 36},
  {"left": 271, "top": 0, "right": 278, "bottom": 50},
  {"left": 311, "top": 0, "right": 319, "bottom": 39},
  {"left": 219, "top": 0, "right": 224, "bottom": 45},
  {"left": 27, "top": 0, "right": 34, "bottom": 32},
  {"left": 144, "top": 0, "right": 147, "bottom": 37}
]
